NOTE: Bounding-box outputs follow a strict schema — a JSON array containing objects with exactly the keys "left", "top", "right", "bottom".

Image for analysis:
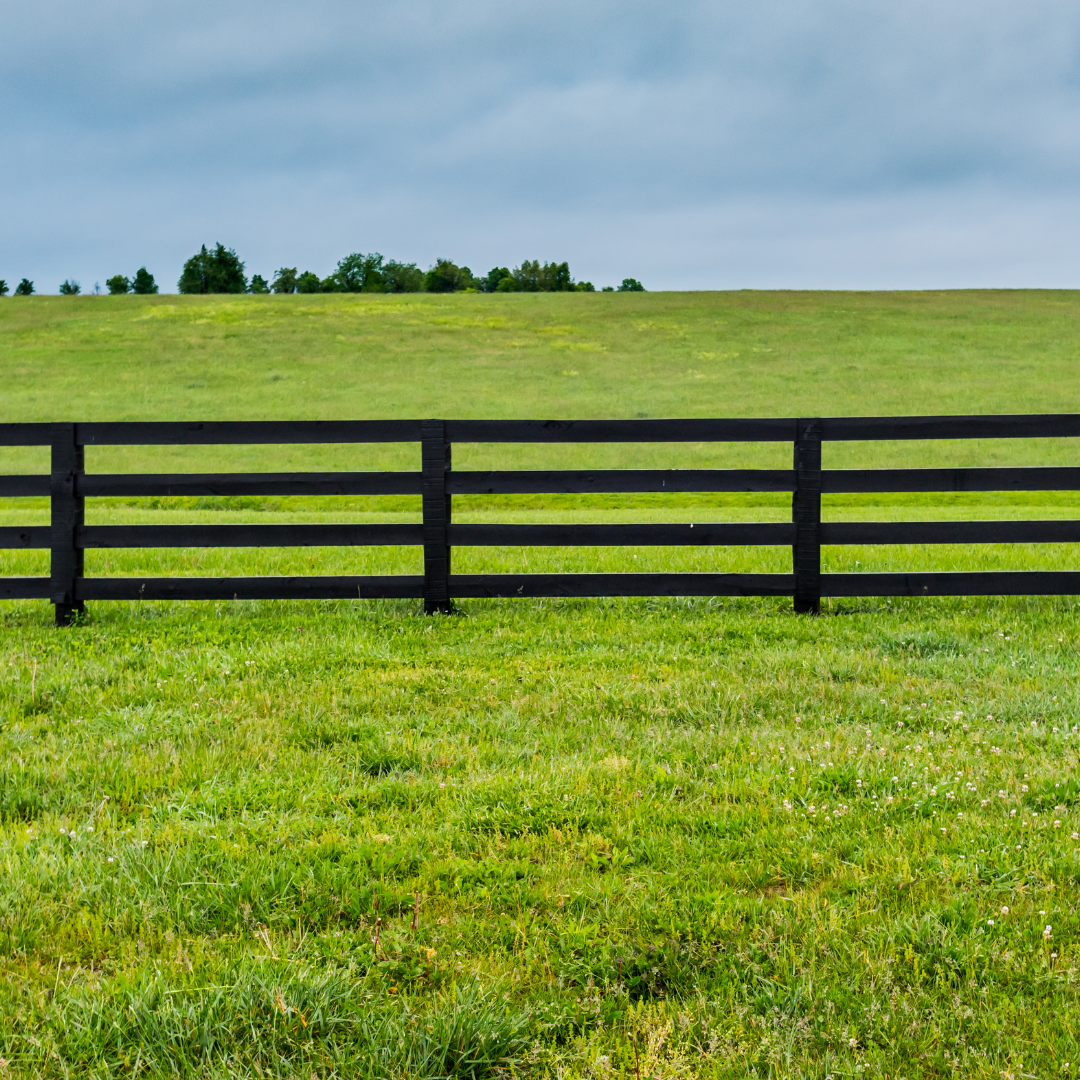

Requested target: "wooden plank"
[
  {"left": 447, "top": 522, "right": 794, "bottom": 546},
  {"left": 446, "top": 418, "right": 797, "bottom": 443},
  {"left": 0, "top": 475, "right": 50, "bottom": 497},
  {"left": 0, "top": 577, "right": 51, "bottom": 599},
  {"left": 448, "top": 469, "right": 795, "bottom": 494},
  {"left": 823, "top": 467, "right": 1080, "bottom": 493},
  {"left": 78, "top": 523, "right": 424, "bottom": 548},
  {"left": 793, "top": 418, "right": 822, "bottom": 614},
  {"left": 77, "top": 472, "right": 422, "bottom": 497},
  {"left": 50, "top": 424, "right": 85, "bottom": 624},
  {"left": 449, "top": 573, "right": 795, "bottom": 597},
  {"left": 822, "top": 414, "right": 1080, "bottom": 441},
  {"left": 0, "top": 424, "right": 52, "bottom": 447},
  {"left": 821, "top": 520, "right": 1080, "bottom": 545},
  {"left": 821, "top": 571, "right": 1080, "bottom": 596},
  {"left": 75, "top": 575, "right": 425, "bottom": 601},
  {"left": 75, "top": 420, "right": 422, "bottom": 445},
  {"left": 0, "top": 526, "right": 50, "bottom": 549},
  {"left": 422, "top": 420, "right": 452, "bottom": 613}
]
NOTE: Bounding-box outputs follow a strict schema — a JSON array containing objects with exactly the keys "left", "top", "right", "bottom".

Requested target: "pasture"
[{"left": 1, "top": 290, "right": 1080, "bottom": 1078}]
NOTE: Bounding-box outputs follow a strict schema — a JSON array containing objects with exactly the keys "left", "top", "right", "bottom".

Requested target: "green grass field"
[{"left": 2, "top": 291, "right": 1080, "bottom": 1078}]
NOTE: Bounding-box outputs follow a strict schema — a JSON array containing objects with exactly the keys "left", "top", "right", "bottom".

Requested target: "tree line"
[
  {"left": 176, "top": 244, "right": 644, "bottom": 295},
  {"left": 0, "top": 245, "right": 645, "bottom": 297}
]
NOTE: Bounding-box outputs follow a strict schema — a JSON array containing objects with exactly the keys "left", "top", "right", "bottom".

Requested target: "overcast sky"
[{"left": 3, "top": 0, "right": 1080, "bottom": 292}]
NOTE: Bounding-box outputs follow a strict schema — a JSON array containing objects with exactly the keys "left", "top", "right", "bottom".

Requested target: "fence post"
[
  {"left": 792, "top": 417, "right": 822, "bottom": 614},
  {"left": 421, "top": 419, "right": 453, "bottom": 614},
  {"left": 51, "top": 422, "right": 85, "bottom": 626}
]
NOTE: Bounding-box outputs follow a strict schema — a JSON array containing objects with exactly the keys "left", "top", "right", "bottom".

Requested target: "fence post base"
[
  {"left": 793, "top": 418, "right": 822, "bottom": 614},
  {"left": 422, "top": 419, "right": 453, "bottom": 615}
]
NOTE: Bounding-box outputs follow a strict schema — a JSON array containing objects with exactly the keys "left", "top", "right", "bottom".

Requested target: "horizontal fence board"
[
  {"left": 76, "top": 575, "right": 425, "bottom": 601},
  {"left": 821, "top": 520, "right": 1080, "bottom": 545},
  {"left": 446, "top": 419, "right": 797, "bottom": 443},
  {"left": 0, "top": 526, "right": 50, "bottom": 549},
  {"left": 822, "top": 414, "right": 1080, "bottom": 441},
  {"left": 0, "top": 424, "right": 52, "bottom": 447},
  {"left": 821, "top": 571, "right": 1080, "bottom": 596},
  {"left": 448, "top": 522, "right": 794, "bottom": 546},
  {"left": 78, "top": 523, "right": 424, "bottom": 548},
  {"left": 0, "top": 475, "right": 50, "bottom": 497},
  {"left": 449, "top": 468, "right": 795, "bottom": 494},
  {"left": 449, "top": 572, "right": 795, "bottom": 597},
  {"left": 77, "top": 472, "right": 422, "bottom": 497},
  {"left": 75, "top": 420, "right": 422, "bottom": 446},
  {"left": 0, "top": 577, "right": 51, "bottom": 599},
  {"left": 823, "top": 467, "right": 1080, "bottom": 493}
]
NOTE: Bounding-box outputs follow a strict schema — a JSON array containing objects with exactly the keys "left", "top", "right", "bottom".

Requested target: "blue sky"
[{"left": 3, "top": 0, "right": 1080, "bottom": 292}]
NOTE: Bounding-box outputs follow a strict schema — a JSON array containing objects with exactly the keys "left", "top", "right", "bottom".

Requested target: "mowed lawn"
[{"left": 1, "top": 290, "right": 1080, "bottom": 1078}]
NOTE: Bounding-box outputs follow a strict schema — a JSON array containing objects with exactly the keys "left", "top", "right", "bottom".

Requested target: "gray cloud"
[{"left": 2, "top": 1, "right": 1080, "bottom": 289}]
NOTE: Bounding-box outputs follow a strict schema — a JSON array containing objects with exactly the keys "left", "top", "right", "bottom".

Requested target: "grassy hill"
[{"left": 1, "top": 292, "right": 1079, "bottom": 1078}]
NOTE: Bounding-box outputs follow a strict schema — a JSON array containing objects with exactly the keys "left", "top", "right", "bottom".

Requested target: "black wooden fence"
[{"left": 1, "top": 416, "right": 1079, "bottom": 625}]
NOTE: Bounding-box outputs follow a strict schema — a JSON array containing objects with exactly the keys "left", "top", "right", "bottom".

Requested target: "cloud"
[{"left": 3, "top": 0, "right": 1080, "bottom": 289}]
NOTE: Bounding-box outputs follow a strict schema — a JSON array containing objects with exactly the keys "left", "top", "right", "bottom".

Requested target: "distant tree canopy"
[
  {"left": 272, "top": 268, "right": 298, "bottom": 294},
  {"left": 617, "top": 278, "right": 645, "bottom": 292},
  {"left": 15, "top": 279, "right": 34, "bottom": 296},
  {"left": 0, "top": 281, "right": 8, "bottom": 297},
  {"left": 480, "top": 261, "right": 594, "bottom": 293},
  {"left": 59, "top": 280, "right": 80, "bottom": 295},
  {"left": 132, "top": 268, "right": 158, "bottom": 295},
  {"left": 106, "top": 275, "right": 129, "bottom": 295},
  {"left": 178, "top": 244, "right": 246, "bottom": 294},
  {"left": 425, "top": 260, "right": 478, "bottom": 293}
]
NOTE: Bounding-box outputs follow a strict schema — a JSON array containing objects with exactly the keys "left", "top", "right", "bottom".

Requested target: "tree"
[
  {"left": 272, "top": 268, "right": 298, "bottom": 294},
  {"left": 177, "top": 243, "right": 246, "bottom": 294},
  {"left": 576, "top": 281, "right": 596, "bottom": 292},
  {"left": 601, "top": 286, "right": 615, "bottom": 292},
  {"left": 617, "top": 278, "right": 645, "bottom": 292},
  {"left": 106, "top": 275, "right": 129, "bottom": 294},
  {"left": 15, "top": 279, "right": 34, "bottom": 295},
  {"left": 538, "top": 261, "right": 572, "bottom": 291},
  {"left": 296, "top": 271, "right": 322, "bottom": 293},
  {"left": 335, "top": 252, "right": 384, "bottom": 292},
  {"left": 382, "top": 260, "right": 424, "bottom": 293},
  {"left": 59, "top": 280, "right": 81, "bottom": 295},
  {"left": 0, "top": 281, "right": 8, "bottom": 297},
  {"left": 132, "top": 268, "right": 158, "bottom": 295},
  {"left": 481, "top": 267, "right": 512, "bottom": 293},
  {"left": 320, "top": 275, "right": 343, "bottom": 293},
  {"left": 511, "top": 260, "right": 541, "bottom": 292},
  {"left": 424, "top": 259, "right": 471, "bottom": 293},
  {"left": 249, "top": 274, "right": 270, "bottom": 294}
]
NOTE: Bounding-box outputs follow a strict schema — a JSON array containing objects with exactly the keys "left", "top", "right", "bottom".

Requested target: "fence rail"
[{"left": 0, "top": 416, "right": 1078, "bottom": 623}]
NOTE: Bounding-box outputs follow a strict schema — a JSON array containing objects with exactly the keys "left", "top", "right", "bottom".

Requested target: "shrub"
[
  {"left": 248, "top": 274, "right": 270, "bottom": 294},
  {"left": 0, "top": 280, "right": 9, "bottom": 296},
  {"left": 271, "top": 268, "right": 298, "bottom": 294},
  {"left": 602, "top": 286, "right": 614, "bottom": 292},
  {"left": 296, "top": 271, "right": 322, "bottom": 294},
  {"left": 617, "top": 277, "right": 645, "bottom": 292},
  {"left": 496, "top": 276, "right": 515, "bottom": 292},
  {"left": 106, "top": 275, "right": 129, "bottom": 295},
  {"left": 15, "top": 279, "right": 34, "bottom": 295},
  {"left": 131, "top": 267, "right": 158, "bottom": 295},
  {"left": 382, "top": 260, "right": 424, "bottom": 293},
  {"left": 59, "top": 279, "right": 81, "bottom": 295},
  {"left": 576, "top": 281, "right": 595, "bottom": 292},
  {"left": 178, "top": 243, "right": 246, "bottom": 294}
]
